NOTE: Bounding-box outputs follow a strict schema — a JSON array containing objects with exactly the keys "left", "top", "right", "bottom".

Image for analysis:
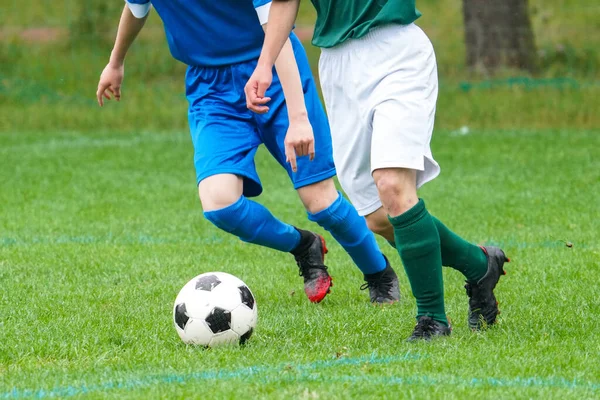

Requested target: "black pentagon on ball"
[
  {"left": 238, "top": 285, "right": 255, "bottom": 309},
  {"left": 174, "top": 303, "right": 189, "bottom": 330},
  {"left": 195, "top": 274, "right": 221, "bottom": 291},
  {"left": 240, "top": 328, "right": 254, "bottom": 345},
  {"left": 205, "top": 307, "right": 231, "bottom": 334}
]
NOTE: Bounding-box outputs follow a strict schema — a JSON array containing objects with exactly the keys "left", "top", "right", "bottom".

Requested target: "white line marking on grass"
[
  {"left": 275, "top": 373, "right": 600, "bottom": 391},
  {"left": 2, "top": 353, "right": 419, "bottom": 399},
  {"left": 3, "top": 352, "right": 599, "bottom": 398}
]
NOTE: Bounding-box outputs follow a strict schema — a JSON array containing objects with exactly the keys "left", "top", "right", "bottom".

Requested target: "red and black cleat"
[
  {"left": 291, "top": 230, "right": 333, "bottom": 303},
  {"left": 465, "top": 246, "right": 510, "bottom": 330}
]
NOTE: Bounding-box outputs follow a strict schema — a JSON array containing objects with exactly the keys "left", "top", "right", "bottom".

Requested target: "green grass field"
[
  {"left": 1, "top": 0, "right": 599, "bottom": 398},
  {"left": 1, "top": 127, "right": 599, "bottom": 399}
]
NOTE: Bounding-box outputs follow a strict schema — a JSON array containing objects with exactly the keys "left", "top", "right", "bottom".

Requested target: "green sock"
[
  {"left": 431, "top": 216, "right": 488, "bottom": 283},
  {"left": 389, "top": 199, "right": 447, "bottom": 326}
]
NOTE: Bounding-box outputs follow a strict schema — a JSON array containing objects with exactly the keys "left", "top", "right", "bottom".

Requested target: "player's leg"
[
  {"left": 298, "top": 179, "right": 388, "bottom": 278},
  {"left": 199, "top": 173, "right": 338, "bottom": 304},
  {"left": 199, "top": 173, "right": 301, "bottom": 252},
  {"left": 296, "top": 178, "right": 399, "bottom": 304},
  {"left": 363, "top": 24, "right": 452, "bottom": 339},
  {"left": 291, "top": 41, "right": 396, "bottom": 291},
  {"left": 257, "top": 34, "right": 400, "bottom": 303},
  {"left": 187, "top": 65, "right": 334, "bottom": 303},
  {"left": 318, "top": 24, "right": 451, "bottom": 339},
  {"left": 368, "top": 24, "right": 507, "bottom": 334},
  {"left": 306, "top": 39, "right": 401, "bottom": 303},
  {"left": 364, "top": 207, "right": 396, "bottom": 248},
  {"left": 201, "top": 175, "right": 335, "bottom": 304},
  {"left": 191, "top": 114, "right": 331, "bottom": 302},
  {"left": 363, "top": 171, "right": 500, "bottom": 331},
  {"left": 367, "top": 205, "right": 500, "bottom": 290},
  {"left": 372, "top": 168, "right": 450, "bottom": 340}
]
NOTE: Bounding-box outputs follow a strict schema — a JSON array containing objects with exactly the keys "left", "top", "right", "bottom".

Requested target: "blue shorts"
[{"left": 186, "top": 34, "right": 336, "bottom": 197}]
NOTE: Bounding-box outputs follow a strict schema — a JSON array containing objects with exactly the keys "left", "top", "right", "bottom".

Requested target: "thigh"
[
  {"left": 319, "top": 48, "right": 381, "bottom": 217},
  {"left": 368, "top": 24, "right": 440, "bottom": 186},
  {"left": 187, "top": 66, "right": 264, "bottom": 197},
  {"left": 189, "top": 109, "right": 263, "bottom": 197}
]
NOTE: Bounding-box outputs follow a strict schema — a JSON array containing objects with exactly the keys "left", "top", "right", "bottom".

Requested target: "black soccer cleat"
[
  {"left": 291, "top": 229, "right": 332, "bottom": 303},
  {"left": 360, "top": 255, "right": 400, "bottom": 304},
  {"left": 465, "top": 246, "right": 510, "bottom": 330},
  {"left": 407, "top": 316, "right": 451, "bottom": 341}
]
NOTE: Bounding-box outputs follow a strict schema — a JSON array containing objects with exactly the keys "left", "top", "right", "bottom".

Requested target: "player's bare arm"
[
  {"left": 246, "top": 0, "right": 299, "bottom": 103},
  {"left": 96, "top": 5, "right": 149, "bottom": 106},
  {"left": 272, "top": 39, "right": 316, "bottom": 172},
  {"left": 246, "top": 22, "right": 314, "bottom": 172}
]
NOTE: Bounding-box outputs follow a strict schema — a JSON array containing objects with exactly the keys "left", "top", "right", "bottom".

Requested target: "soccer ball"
[{"left": 173, "top": 272, "right": 257, "bottom": 347}]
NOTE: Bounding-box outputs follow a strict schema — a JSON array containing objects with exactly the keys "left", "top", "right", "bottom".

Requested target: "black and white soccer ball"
[{"left": 173, "top": 272, "right": 257, "bottom": 347}]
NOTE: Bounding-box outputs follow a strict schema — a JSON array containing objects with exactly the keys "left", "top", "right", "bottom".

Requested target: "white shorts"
[{"left": 319, "top": 23, "right": 440, "bottom": 216}]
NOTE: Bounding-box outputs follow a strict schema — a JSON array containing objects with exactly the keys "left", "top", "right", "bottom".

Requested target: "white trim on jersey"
[
  {"left": 125, "top": 1, "right": 151, "bottom": 19},
  {"left": 255, "top": 2, "right": 271, "bottom": 25}
]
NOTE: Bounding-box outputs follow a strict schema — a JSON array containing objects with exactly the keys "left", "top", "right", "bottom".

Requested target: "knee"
[
  {"left": 199, "top": 191, "right": 239, "bottom": 212},
  {"left": 374, "top": 174, "right": 404, "bottom": 199},
  {"left": 198, "top": 174, "right": 243, "bottom": 211},
  {"left": 373, "top": 169, "right": 418, "bottom": 216},
  {"left": 298, "top": 179, "right": 339, "bottom": 214}
]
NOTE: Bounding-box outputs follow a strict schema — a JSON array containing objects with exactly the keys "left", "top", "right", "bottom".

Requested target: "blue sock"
[
  {"left": 308, "top": 193, "right": 386, "bottom": 275},
  {"left": 204, "top": 196, "right": 301, "bottom": 252}
]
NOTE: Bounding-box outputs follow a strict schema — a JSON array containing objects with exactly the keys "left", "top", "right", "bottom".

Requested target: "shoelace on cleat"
[
  {"left": 412, "top": 318, "right": 437, "bottom": 337},
  {"left": 295, "top": 254, "right": 328, "bottom": 278},
  {"left": 293, "top": 237, "right": 328, "bottom": 280},
  {"left": 360, "top": 275, "right": 394, "bottom": 295}
]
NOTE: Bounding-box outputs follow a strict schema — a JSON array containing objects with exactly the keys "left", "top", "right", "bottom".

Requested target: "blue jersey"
[{"left": 126, "top": 0, "right": 272, "bottom": 67}]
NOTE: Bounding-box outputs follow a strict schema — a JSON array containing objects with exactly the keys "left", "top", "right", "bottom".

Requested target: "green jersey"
[{"left": 309, "top": 0, "right": 421, "bottom": 48}]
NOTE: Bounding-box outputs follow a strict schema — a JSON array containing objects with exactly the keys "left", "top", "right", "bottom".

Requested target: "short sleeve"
[
  {"left": 253, "top": 0, "right": 271, "bottom": 25},
  {"left": 125, "top": 0, "right": 151, "bottom": 19}
]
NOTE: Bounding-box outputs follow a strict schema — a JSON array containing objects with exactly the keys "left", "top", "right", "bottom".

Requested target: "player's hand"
[
  {"left": 96, "top": 62, "right": 124, "bottom": 107},
  {"left": 245, "top": 64, "right": 273, "bottom": 114},
  {"left": 285, "top": 116, "right": 315, "bottom": 172}
]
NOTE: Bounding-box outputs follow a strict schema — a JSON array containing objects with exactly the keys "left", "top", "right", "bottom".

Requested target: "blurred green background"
[{"left": 0, "top": 0, "right": 598, "bottom": 132}]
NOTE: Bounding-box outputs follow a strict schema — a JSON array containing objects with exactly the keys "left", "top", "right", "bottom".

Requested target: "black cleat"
[
  {"left": 291, "top": 229, "right": 332, "bottom": 303},
  {"left": 360, "top": 255, "right": 400, "bottom": 304},
  {"left": 465, "top": 246, "right": 510, "bottom": 330},
  {"left": 407, "top": 316, "right": 451, "bottom": 341}
]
